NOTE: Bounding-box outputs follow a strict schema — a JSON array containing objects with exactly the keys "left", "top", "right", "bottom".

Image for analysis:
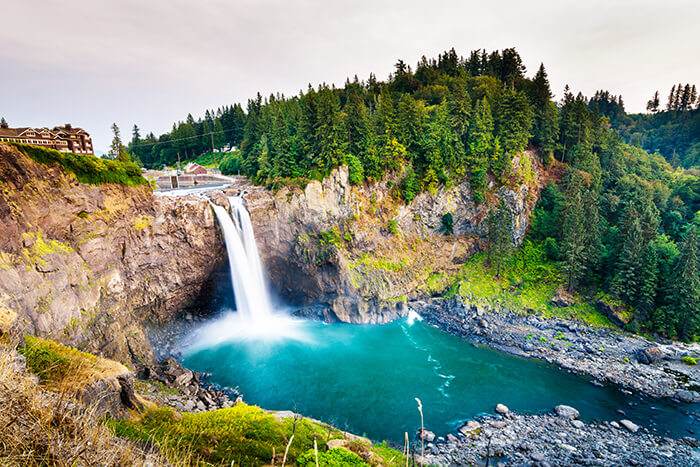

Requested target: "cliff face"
[
  {"left": 234, "top": 151, "right": 543, "bottom": 324},
  {"left": 0, "top": 142, "right": 543, "bottom": 361},
  {"left": 0, "top": 144, "right": 223, "bottom": 365}
]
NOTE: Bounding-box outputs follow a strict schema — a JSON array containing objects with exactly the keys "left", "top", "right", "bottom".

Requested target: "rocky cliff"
[
  {"left": 0, "top": 144, "right": 223, "bottom": 365},
  {"left": 224, "top": 151, "right": 543, "bottom": 324}
]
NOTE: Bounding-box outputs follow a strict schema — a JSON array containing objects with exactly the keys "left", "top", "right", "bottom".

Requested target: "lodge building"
[{"left": 0, "top": 121, "right": 94, "bottom": 155}]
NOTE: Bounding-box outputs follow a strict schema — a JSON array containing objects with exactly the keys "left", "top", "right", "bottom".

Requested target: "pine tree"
[
  {"left": 466, "top": 98, "right": 494, "bottom": 201},
  {"left": 446, "top": 83, "right": 471, "bottom": 142},
  {"left": 561, "top": 170, "right": 593, "bottom": 291},
  {"left": 611, "top": 216, "right": 644, "bottom": 302},
  {"left": 486, "top": 199, "right": 513, "bottom": 278},
  {"left": 667, "top": 85, "right": 677, "bottom": 110},
  {"left": 671, "top": 228, "right": 700, "bottom": 340},
  {"left": 530, "top": 64, "right": 559, "bottom": 156},
  {"left": 646, "top": 91, "right": 660, "bottom": 113},
  {"left": 213, "top": 119, "right": 225, "bottom": 149},
  {"left": 108, "top": 123, "right": 130, "bottom": 162},
  {"left": 316, "top": 87, "right": 346, "bottom": 173},
  {"left": 635, "top": 245, "right": 659, "bottom": 323}
]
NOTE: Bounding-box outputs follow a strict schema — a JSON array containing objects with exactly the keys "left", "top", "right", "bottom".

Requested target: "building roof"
[{"left": 0, "top": 127, "right": 30, "bottom": 137}]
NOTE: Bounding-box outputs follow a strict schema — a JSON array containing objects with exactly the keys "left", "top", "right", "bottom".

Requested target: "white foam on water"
[{"left": 407, "top": 310, "right": 423, "bottom": 325}]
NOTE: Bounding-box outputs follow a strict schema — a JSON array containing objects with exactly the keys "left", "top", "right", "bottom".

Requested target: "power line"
[{"left": 132, "top": 127, "right": 239, "bottom": 149}]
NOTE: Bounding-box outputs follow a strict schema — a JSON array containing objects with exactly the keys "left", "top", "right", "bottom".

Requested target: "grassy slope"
[
  {"left": 432, "top": 240, "right": 615, "bottom": 327},
  {"left": 107, "top": 404, "right": 406, "bottom": 467},
  {"left": 18, "top": 335, "right": 128, "bottom": 388},
  {"left": 8, "top": 142, "right": 148, "bottom": 186}
]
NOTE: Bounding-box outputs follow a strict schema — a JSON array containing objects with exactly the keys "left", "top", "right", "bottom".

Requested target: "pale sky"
[{"left": 1, "top": 0, "right": 698, "bottom": 153}]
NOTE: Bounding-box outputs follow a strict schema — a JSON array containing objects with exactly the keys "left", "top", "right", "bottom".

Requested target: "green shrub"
[
  {"left": 10, "top": 143, "right": 147, "bottom": 187},
  {"left": 387, "top": 220, "right": 399, "bottom": 234},
  {"left": 297, "top": 447, "right": 369, "bottom": 467},
  {"left": 440, "top": 213, "right": 454, "bottom": 235},
  {"left": 219, "top": 151, "right": 242, "bottom": 175},
  {"left": 400, "top": 165, "right": 420, "bottom": 202},
  {"left": 347, "top": 154, "right": 364, "bottom": 185},
  {"left": 682, "top": 356, "right": 697, "bottom": 366}
]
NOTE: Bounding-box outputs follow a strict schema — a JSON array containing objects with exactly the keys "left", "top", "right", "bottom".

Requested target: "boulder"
[
  {"left": 635, "top": 347, "right": 664, "bottom": 364},
  {"left": 595, "top": 300, "right": 631, "bottom": 327},
  {"left": 554, "top": 405, "right": 580, "bottom": 420},
  {"left": 417, "top": 428, "right": 435, "bottom": 442},
  {"left": 571, "top": 420, "right": 585, "bottom": 429},
  {"left": 458, "top": 420, "right": 482, "bottom": 436},
  {"left": 676, "top": 390, "right": 700, "bottom": 403},
  {"left": 551, "top": 290, "right": 575, "bottom": 308},
  {"left": 495, "top": 403, "right": 509, "bottom": 415},
  {"left": 619, "top": 419, "right": 639, "bottom": 433}
]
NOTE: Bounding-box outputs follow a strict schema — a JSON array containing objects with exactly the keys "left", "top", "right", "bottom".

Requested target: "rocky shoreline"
[
  {"left": 416, "top": 297, "right": 700, "bottom": 404},
  {"left": 421, "top": 404, "right": 699, "bottom": 466}
]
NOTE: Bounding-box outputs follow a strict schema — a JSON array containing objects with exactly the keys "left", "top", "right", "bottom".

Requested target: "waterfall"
[
  {"left": 210, "top": 197, "right": 273, "bottom": 321},
  {"left": 188, "top": 195, "right": 309, "bottom": 348}
]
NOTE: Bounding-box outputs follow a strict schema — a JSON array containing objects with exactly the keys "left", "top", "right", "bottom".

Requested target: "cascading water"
[
  {"left": 228, "top": 196, "right": 266, "bottom": 299},
  {"left": 189, "top": 197, "right": 309, "bottom": 348},
  {"left": 210, "top": 196, "right": 273, "bottom": 321}
]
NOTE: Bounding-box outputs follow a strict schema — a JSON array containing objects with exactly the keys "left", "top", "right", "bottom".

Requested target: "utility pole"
[{"left": 210, "top": 130, "right": 218, "bottom": 166}]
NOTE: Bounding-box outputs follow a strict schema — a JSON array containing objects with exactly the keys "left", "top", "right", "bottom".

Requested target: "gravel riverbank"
[
  {"left": 421, "top": 406, "right": 699, "bottom": 466},
  {"left": 416, "top": 298, "right": 700, "bottom": 404}
]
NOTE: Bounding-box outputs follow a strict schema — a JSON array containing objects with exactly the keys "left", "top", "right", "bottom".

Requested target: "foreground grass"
[
  {"left": 107, "top": 404, "right": 406, "bottom": 466},
  {"left": 0, "top": 341, "right": 161, "bottom": 466},
  {"left": 444, "top": 240, "right": 614, "bottom": 327}
]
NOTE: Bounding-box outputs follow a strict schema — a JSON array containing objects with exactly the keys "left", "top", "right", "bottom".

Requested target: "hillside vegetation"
[{"left": 8, "top": 142, "right": 147, "bottom": 186}]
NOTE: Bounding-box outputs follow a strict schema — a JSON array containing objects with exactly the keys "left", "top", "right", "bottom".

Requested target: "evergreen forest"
[{"left": 127, "top": 48, "right": 700, "bottom": 340}]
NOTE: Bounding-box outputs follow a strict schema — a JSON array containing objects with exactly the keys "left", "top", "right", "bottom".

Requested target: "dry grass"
[{"left": 0, "top": 339, "right": 167, "bottom": 466}]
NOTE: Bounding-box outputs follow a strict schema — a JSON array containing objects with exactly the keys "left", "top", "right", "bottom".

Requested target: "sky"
[{"left": 1, "top": 0, "right": 698, "bottom": 154}]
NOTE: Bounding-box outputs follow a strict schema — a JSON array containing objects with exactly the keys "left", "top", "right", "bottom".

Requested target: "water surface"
[{"left": 182, "top": 314, "right": 698, "bottom": 442}]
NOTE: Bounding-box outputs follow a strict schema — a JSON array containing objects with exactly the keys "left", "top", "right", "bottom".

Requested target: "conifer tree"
[
  {"left": 315, "top": 87, "right": 346, "bottom": 173},
  {"left": 108, "top": 123, "right": 130, "bottom": 162},
  {"left": 561, "top": 170, "right": 594, "bottom": 291},
  {"left": 530, "top": 64, "right": 559, "bottom": 156},
  {"left": 671, "top": 228, "right": 700, "bottom": 340},
  {"left": 466, "top": 98, "right": 494, "bottom": 201},
  {"left": 486, "top": 199, "right": 513, "bottom": 278},
  {"left": 646, "top": 91, "right": 660, "bottom": 113}
]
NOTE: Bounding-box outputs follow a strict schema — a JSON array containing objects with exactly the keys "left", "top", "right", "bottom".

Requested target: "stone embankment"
[
  {"left": 418, "top": 297, "right": 700, "bottom": 402},
  {"left": 422, "top": 405, "right": 699, "bottom": 466}
]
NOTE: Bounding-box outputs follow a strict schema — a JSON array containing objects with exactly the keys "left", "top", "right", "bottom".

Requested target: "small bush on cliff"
[
  {"left": 387, "top": 219, "right": 399, "bottom": 234},
  {"left": 9, "top": 142, "right": 148, "bottom": 187},
  {"left": 440, "top": 213, "right": 454, "bottom": 235},
  {"left": 682, "top": 356, "right": 697, "bottom": 365}
]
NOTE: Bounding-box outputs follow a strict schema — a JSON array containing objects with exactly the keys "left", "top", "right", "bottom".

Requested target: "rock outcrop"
[
  {"left": 228, "top": 151, "right": 543, "bottom": 323},
  {"left": 0, "top": 144, "right": 224, "bottom": 365}
]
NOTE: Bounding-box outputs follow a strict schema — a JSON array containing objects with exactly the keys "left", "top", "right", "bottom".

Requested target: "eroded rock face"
[
  {"left": 235, "top": 151, "right": 543, "bottom": 324},
  {"left": 0, "top": 144, "right": 224, "bottom": 365}
]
